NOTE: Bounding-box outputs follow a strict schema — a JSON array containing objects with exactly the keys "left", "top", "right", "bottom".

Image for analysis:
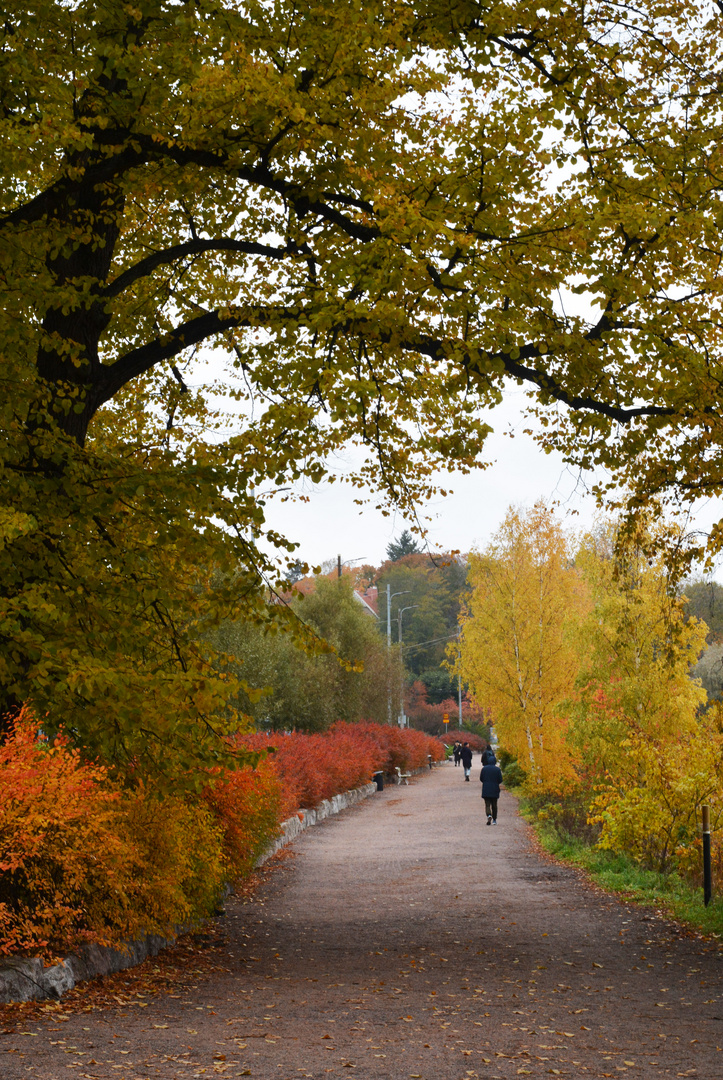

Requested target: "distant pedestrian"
[
  {"left": 481, "top": 745, "right": 496, "bottom": 766},
  {"left": 460, "top": 741, "right": 473, "bottom": 780},
  {"left": 453, "top": 742, "right": 462, "bottom": 766},
  {"left": 480, "top": 758, "right": 503, "bottom": 824}
]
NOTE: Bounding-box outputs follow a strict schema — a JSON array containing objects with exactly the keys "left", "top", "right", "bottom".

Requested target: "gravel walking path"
[{"left": 3, "top": 761, "right": 723, "bottom": 1079}]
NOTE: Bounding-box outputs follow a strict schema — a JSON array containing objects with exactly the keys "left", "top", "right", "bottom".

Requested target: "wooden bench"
[{"left": 395, "top": 766, "right": 412, "bottom": 786}]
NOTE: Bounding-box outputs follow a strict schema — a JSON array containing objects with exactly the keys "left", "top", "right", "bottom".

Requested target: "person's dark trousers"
[{"left": 484, "top": 797, "right": 498, "bottom": 821}]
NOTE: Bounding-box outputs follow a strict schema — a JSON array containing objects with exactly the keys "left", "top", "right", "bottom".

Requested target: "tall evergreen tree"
[{"left": 386, "top": 530, "right": 421, "bottom": 562}]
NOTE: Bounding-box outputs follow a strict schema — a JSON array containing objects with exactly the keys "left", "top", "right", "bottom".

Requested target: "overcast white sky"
[{"left": 260, "top": 389, "right": 723, "bottom": 574}]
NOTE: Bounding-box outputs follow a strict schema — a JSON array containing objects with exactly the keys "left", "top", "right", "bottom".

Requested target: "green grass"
[{"left": 518, "top": 798, "right": 723, "bottom": 939}]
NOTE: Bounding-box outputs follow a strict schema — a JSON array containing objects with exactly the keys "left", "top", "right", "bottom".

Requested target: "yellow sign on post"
[{"left": 443, "top": 713, "right": 449, "bottom": 724}]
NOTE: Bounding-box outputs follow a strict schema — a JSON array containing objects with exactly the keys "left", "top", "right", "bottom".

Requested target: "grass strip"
[{"left": 518, "top": 797, "right": 723, "bottom": 939}]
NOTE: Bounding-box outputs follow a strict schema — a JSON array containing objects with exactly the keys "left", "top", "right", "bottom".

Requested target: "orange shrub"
[
  {"left": 239, "top": 727, "right": 384, "bottom": 813},
  {"left": 203, "top": 760, "right": 283, "bottom": 880},
  {"left": 0, "top": 709, "right": 226, "bottom": 955},
  {"left": 354, "top": 722, "right": 446, "bottom": 772},
  {"left": 0, "top": 708, "right": 128, "bottom": 954},
  {"left": 240, "top": 723, "right": 445, "bottom": 814}
]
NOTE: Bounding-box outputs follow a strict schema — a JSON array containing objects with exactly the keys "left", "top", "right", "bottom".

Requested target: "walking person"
[
  {"left": 460, "top": 741, "right": 473, "bottom": 780},
  {"left": 481, "top": 745, "right": 496, "bottom": 766},
  {"left": 453, "top": 741, "right": 462, "bottom": 767},
  {"left": 480, "top": 757, "right": 503, "bottom": 824}
]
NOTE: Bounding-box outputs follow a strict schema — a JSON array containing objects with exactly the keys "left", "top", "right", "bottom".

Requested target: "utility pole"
[
  {"left": 386, "top": 584, "right": 392, "bottom": 724},
  {"left": 386, "top": 588, "right": 410, "bottom": 724},
  {"left": 457, "top": 628, "right": 463, "bottom": 728},
  {"left": 398, "top": 604, "right": 418, "bottom": 727},
  {"left": 458, "top": 669, "right": 463, "bottom": 729}
]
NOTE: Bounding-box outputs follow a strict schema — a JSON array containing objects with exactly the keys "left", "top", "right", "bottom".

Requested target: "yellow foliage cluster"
[
  {"left": 458, "top": 502, "right": 587, "bottom": 790},
  {"left": 459, "top": 506, "right": 721, "bottom": 879},
  {"left": 589, "top": 722, "right": 723, "bottom": 874}
]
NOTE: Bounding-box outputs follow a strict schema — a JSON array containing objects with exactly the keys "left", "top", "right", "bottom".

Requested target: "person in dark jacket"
[
  {"left": 481, "top": 746, "right": 496, "bottom": 766},
  {"left": 460, "top": 741, "right": 473, "bottom": 780},
  {"left": 480, "top": 759, "right": 503, "bottom": 823},
  {"left": 453, "top": 741, "right": 462, "bottom": 766}
]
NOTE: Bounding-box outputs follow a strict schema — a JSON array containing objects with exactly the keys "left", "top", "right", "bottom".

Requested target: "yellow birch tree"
[
  {"left": 571, "top": 518, "right": 710, "bottom": 869},
  {"left": 458, "top": 503, "right": 587, "bottom": 789}
]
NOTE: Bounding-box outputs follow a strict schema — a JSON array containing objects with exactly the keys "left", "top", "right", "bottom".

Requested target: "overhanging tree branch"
[{"left": 104, "top": 238, "right": 305, "bottom": 298}]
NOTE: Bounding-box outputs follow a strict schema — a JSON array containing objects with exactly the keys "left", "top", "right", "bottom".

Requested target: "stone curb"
[
  {"left": 0, "top": 761, "right": 439, "bottom": 1003},
  {"left": 257, "top": 763, "right": 437, "bottom": 864},
  {"left": 0, "top": 934, "right": 175, "bottom": 1005},
  {"left": 255, "top": 781, "right": 377, "bottom": 865}
]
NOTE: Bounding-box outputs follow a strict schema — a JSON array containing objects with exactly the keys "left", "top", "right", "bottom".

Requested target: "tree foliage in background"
[
  {"left": 405, "top": 678, "right": 490, "bottom": 739},
  {"left": 6, "top": 0, "right": 723, "bottom": 772},
  {"left": 209, "top": 577, "right": 400, "bottom": 732},
  {"left": 683, "top": 580, "right": 723, "bottom": 702},
  {"left": 683, "top": 581, "right": 723, "bottom": 644},
  {"left": 571, "top": 520, "right": 707, "bottom": 768},
  {"left": 376, "top": 553, "right": 468, "bottom": 696}
]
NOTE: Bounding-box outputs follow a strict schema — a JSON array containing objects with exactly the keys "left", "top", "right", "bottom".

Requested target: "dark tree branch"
[
  {"left": 170, "top": 364, "right": 188, "bottom": 393},
  {"left": 98, "top": 310, "right": 249, "bottom": 403},
  {"left": 489, "top": 34, "right": 569, "bottom": 87},
  {"left": 97, "top": 304, "right": 299, "bottom": 404},
  {"left": 0, "top": 142, "right": 148, "bottom": 230},
  {"left": 104, "top": 238, "right": 303, "bottom": 298},
  {"left": 405, "top": 333, "right": 675, "bottom": 424}
]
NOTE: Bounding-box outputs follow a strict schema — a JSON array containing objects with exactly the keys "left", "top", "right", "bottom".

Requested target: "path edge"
[{"left": 0, "top": 764, "right": 437, "bottom": 1004}]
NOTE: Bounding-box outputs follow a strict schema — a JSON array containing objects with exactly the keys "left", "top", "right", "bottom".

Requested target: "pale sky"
[{"left": 261, "top": 389, "right": 723, "bottom": 574}]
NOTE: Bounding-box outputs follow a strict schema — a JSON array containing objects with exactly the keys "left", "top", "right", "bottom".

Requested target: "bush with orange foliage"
[
  {"left": 240, "top": 722, "right": 445, "bottom": 814},
  {"left": 0, "top": 709, "right": 226, "bottom": 955},
  {"left": 203, "top": 759, "right": 283, "bottom": 879},
  {"left": 0, "top": 709, "right": 126, "bottom": 954}
]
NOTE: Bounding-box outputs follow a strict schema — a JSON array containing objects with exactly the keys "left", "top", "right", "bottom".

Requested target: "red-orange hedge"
[
  {"left": 0, "top": 712, "right": 443, "bottom": 956},
  {"left": 240, "top": 722, "right": 445, "bottom": 814},
  {"left": 0, "top": 709, "right": 226, "bottom": 955}
]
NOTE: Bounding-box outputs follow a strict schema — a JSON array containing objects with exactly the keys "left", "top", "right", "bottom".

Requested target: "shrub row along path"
[{"left": 4, "top": 762, "right": 723, "bottom": 1079}]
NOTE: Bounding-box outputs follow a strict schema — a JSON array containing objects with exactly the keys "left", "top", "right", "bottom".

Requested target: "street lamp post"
[
  {"left": 397, "top": 604, "right": 419, "bottom": 727},
  {"left": 457, "top": 630, "right": 463, "bottom": 729},
  {"left": 458, "top": 669, "right": 463, "bottom": 729},
  {"left": 386, "top": 587, "right": 411, "bottom": 723}
]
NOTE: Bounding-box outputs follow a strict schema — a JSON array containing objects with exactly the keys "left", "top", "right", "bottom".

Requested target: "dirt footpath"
[{"left": 4, "top": 761, "right": 723, "bottom": 1079}]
